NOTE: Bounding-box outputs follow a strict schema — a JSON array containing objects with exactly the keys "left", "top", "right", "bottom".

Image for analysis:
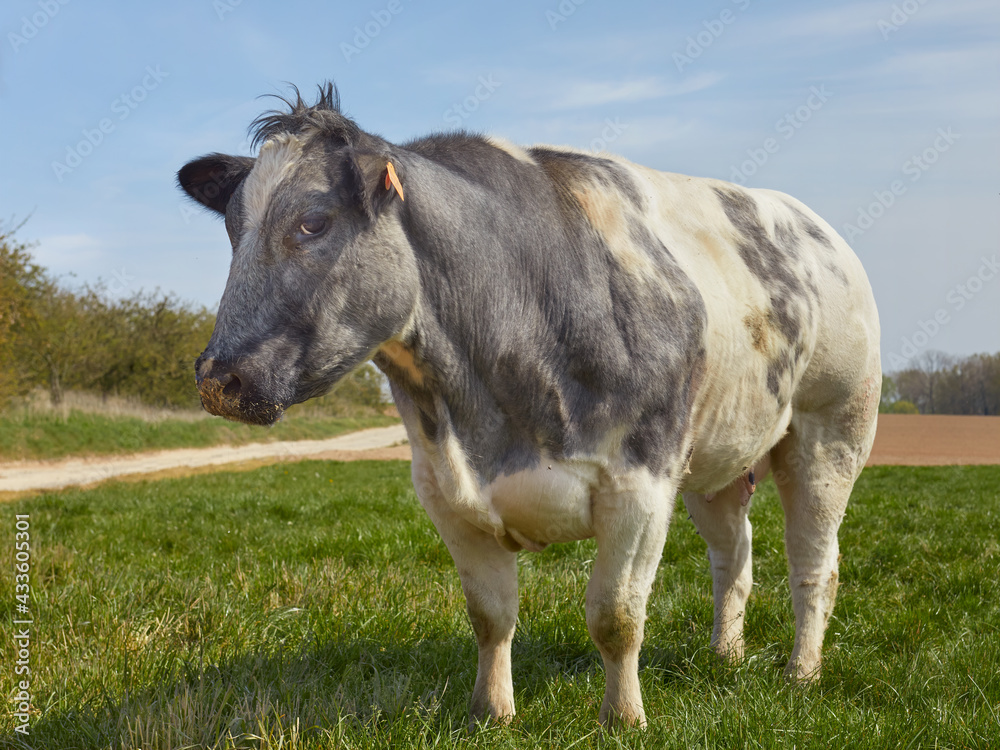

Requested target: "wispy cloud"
[
  {"left": 868, "top": 45, "right": 999, "bottom": 80},
  {"left": 735, "top": 0, "right": 1000, "bottom": 54},
  {"left": 825, "top": 41, "right": 1000, "bottom": 119},
  {"left": 916, "top": 0, "right": 1000, "bottom": 27},
  {"left": 741, "top": 2, "right": 885, "bottom": 44},
  {"left": 549, "top": 72, "right": 723, "bottom": 110}
]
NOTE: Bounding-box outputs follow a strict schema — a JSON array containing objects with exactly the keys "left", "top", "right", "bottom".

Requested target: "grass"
[
  {"left": 0, "top": 412, "right": 400, "bottom": 462},
  {"left": 1, "top": 464, "right": 998, "bottom": 748}
]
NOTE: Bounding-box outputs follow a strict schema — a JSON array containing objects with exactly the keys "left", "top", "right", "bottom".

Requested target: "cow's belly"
[
  {"left": 487, "top": 460, "right": 600, "bottom": 551},
  {"left": 684, "top": 398, "right": 793, "bottom": 495}
]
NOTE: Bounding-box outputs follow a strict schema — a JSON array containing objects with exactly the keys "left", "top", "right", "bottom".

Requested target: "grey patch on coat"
[{"left": 392, "top": 142, "right": 706, "bottom": 480}]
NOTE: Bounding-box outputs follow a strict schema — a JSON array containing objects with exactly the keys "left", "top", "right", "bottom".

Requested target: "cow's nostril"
[{"left": 222, "top": 373, "right": 242, "bottom": 397}]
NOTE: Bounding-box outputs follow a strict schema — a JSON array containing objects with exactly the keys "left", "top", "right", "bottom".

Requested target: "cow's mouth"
[{"left": 196, "top": 365, "right": 287, "bottom": 426}]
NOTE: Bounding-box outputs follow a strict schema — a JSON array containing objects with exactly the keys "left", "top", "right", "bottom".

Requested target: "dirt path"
[
  {"left": 0, "top": 425, "right": 409, "bottom": 494},
  {"left": 3, "top": 415, "right": 997, "bottom": 498}
]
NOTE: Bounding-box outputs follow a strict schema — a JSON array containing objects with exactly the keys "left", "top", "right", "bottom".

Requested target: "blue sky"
[{"left": 1, "top": 0, "right": 997, "bottom": 370}]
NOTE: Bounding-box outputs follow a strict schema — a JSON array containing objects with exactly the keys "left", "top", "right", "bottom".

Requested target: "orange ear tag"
[{"left": 384, "top": 161, "right": 405, "bottom": 201}]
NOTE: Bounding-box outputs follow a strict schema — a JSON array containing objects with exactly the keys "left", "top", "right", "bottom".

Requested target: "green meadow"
[{"left": 2, "top": 463, "right": 998, "bottom": 748}]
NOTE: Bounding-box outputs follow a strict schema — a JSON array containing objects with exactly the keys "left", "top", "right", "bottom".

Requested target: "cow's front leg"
[
  {"left": 586, "top": 473, "right": 673, "bottom": 728},
  {"left": 411, "top": 456, "right": 518, "bottom": 727}
]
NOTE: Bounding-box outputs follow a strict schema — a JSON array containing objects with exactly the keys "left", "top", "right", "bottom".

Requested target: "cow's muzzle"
[{"left": 196, "top": 356, "right": 285, "bottom": 426}]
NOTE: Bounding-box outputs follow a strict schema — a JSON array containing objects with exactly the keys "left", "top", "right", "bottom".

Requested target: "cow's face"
[{"left": 178, "top": 134, "right": 416, "bottom": 425}]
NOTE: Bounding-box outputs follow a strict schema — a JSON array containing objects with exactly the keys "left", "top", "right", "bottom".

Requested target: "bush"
[
  {"left": 286, "top": 364, "right": 388, "bottom": 418},
  {"left": 0, "top": 227, "right": 51, "bottom": 407}
]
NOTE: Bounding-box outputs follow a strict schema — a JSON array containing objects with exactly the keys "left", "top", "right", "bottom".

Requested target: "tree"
[
  {"left": 917, "top": 351, "right": 954, "bottom": 415},
  {"left": 890, "top": 351, "right": 1000, "bottom": 416},
  {"left": 76, "top": 290, "right": 216, "bottom": 408},
  {"left": 960, "top": 353, "right": 1000, "bottom": 416},
  {"left": 894, "top": 351, "right": 954, "bottom": 414},
  {"left": 18, "top": 286, "right": 92, "bottom": 406},
  {"left": 0, "top": 225, "right": 54, "bottom": 405},
  {"left": 0, "top": 233, "right": 28, "bottom": 403},
  {"left": 887, "top": 399, "right": 919, "bottom": 414},
  {"left": 879, "top": 374, "right": 899, "bottom": 413},
  {"left": 326, "top": 362, "right": 386, "bottom": 410}
]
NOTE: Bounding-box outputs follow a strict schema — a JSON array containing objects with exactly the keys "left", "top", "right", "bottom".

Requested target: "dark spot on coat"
[
  {"left": 786, "top": 203, "right": 836, "bottom": 252},
  {"left": 827, "top": 263, "right": 850, "bottom": 287},
  {"left": 743, "top": 308, "right": 772, "bottom": 353},
  {"left": 712, "top": 187, "right": 816, "bottom": 345},
  {"left": 766, "top": 347, "right": 797, "bottom": 401}
]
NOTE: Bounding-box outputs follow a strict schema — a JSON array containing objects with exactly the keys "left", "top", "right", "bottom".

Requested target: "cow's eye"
[{"left": 298, "top": 214, "right": 328, "bottom": 237}]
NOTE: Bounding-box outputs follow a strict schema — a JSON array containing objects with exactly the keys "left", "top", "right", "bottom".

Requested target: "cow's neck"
[{"left": 380, "top": 147, "right": 564, "bottom": 480}]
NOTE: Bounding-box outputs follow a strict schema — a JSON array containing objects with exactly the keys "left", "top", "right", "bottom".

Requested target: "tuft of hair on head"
[{"left": 249, "top": 82, "right": 364, "bottom": 151}]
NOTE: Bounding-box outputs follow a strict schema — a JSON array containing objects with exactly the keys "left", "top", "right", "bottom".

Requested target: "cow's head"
[{"left": 178, "top": 85, "right": 416, "bottom": 425}]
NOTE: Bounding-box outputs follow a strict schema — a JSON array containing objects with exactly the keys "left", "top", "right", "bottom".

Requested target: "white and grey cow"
[{"left": 179, "top": 85, "right": 881, "bottom": 729}]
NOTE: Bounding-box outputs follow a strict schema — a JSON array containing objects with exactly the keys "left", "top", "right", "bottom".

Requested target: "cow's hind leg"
[
  {"left": 586, "top": 473, "right": 674, "bottom": 728},
  {"left": 411, "top": 458, "right": 518, "bottom": 727},
  {"left": 682, "top": 476, "right": 756, "bottom": 662},
  {"left": 771, "top": 409, "right": 875, "bottom": 682}
]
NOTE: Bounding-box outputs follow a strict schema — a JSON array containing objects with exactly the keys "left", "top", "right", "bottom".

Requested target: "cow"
[{"left": 178, "top": 84, "right": 881, "bottom": 729}]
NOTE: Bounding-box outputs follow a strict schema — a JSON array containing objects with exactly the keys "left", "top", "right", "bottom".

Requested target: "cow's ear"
[
  {"left": 349, "top": 150, "right": 404, "bottom": 221},
  {"left": 177, "top": 153, "right": 256, "bottom": 215}
]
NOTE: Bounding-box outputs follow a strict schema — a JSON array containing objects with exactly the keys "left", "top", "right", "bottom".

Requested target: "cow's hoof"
[
  {"left": 468, "top": 703, "right": 515, "bottom": 732},
  {"left": 783, "top": 657, "right": 821, "bottom": 684},
  {"left": 598, "top": 703, "right": 647, "bottom": 730},
  {"left": 713, "top": 637, "right": 745, "bottom": 663}
]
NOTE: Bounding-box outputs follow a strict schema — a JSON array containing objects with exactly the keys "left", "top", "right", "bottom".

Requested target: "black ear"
[
  {"left": 177, "top": 153, "right": 256, "bottom": 215},
  {"left": 349, "top": 150, "right": 404, "bottom": 221}
]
